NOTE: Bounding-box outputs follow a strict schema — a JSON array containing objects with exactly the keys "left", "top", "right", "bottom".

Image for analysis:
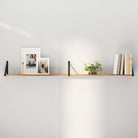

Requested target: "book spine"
[
  {"left": 125, "top": 54, "right": 127, "bottom": 74},
  {"left": 113, "top": 54, "right": 119, "bottom": 74},
  {"left": 127, "top": 54, "right": 130, "bottom": 74},
  {"left": 130, "top": 54, "right": 132, "bottom": 75},
  {"left": 120, "top": 54, "right": 125, "bottom": 75},
  {"left": 125, "top": 54, "right": 130, "bottom": 75},
  {"left": 117, "top": 54, "right": 122, "bottom": 74}
]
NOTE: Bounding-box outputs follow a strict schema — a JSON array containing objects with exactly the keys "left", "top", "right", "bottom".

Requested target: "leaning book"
[{"left": 113, "top": 54, "right": 120, "bottom": 74}]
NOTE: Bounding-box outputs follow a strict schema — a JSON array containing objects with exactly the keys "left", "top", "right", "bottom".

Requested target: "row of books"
[{"left": 113, "top": 53, "right": 132, "bottom": 75}]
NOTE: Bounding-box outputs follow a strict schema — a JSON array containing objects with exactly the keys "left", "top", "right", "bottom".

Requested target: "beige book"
[
  {"left": 120, "top": 54, "right": 125, "bottom": 75},
  {"left": 126, "top": 54, "right": 130, "bottom": 75}
]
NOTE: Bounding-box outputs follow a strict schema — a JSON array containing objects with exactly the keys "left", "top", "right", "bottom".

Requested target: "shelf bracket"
[
  {"left": 132, "top": 67, "right": 134, "bottom": 76},
  {"left": 68, "top": 61, "right": 70, "bottom": 76},
  {"left": 68, "top": 61, "right": 79, "bottom": 76},
  {"left": 4, "top": 61, "right": 8, "bottom": 76}
]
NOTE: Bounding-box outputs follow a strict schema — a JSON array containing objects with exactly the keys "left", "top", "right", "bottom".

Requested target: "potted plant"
[{"left": 84, "top": 61, "right": 103, "bottom": 75}]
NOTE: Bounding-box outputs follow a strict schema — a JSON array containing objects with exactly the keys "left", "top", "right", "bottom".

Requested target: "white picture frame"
[
  {"left": 21, "top": 48, "right": 40, "bottom": 74},
  {"left": 38, "top": 58, "right": 50, "bottom": 74}
]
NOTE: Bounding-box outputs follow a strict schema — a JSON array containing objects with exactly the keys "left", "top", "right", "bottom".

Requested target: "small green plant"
[{"left": 84, "top": 61, "right": 103, "bottom": 74}]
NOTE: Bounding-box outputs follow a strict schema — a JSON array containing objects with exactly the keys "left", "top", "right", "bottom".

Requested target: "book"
[
  {"left": 113, "top": 54, "right": 122, "bottom": 74},
  {"left": 118, "top": 54, "right": 122, "bottom": 74},
  {"left": 113, "top": 54, "right": 119, "bottom": 74},
  {"left": 125, "top": 54, "right": 132, "bottom": 75},
  {"left": 120, "top": 54, "right": 125, "bottom": 75},
  {"left": 130, "top": 54, "right": 132, "bottom": 75}
]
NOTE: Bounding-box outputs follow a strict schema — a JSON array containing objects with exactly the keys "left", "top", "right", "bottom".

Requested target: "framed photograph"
[
  {"left": 38, "top": 58, "right": 50, "bottom": 74},
  {"left": 21, "top": 48, "right": 40, "bottom": 74}
]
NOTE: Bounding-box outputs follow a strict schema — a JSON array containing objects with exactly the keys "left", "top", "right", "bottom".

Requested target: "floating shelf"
[
  {"left": 4, "top": 61, "right": 134, "bottom": 77},
  {"left": 6, "top": 74, "right": 133, "bottom": 77}
]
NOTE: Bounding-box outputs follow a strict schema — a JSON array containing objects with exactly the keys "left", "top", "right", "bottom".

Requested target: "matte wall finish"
[{"left": 0, "top": 0, "right": 138, "bottom": 138}]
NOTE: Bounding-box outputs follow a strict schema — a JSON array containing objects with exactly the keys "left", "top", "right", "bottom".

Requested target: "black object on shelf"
[
  {"left": 132, "top": 67, "right": 134, "bottom": 76},
  {"left": 68, "top": 61, "right": 70, "bottom": 76},
  {"left": 4, "top": 61, "right": 8, "bottom": 76},
  {"left": 68, "top": 61, "right": 79, "bottom": 76}
]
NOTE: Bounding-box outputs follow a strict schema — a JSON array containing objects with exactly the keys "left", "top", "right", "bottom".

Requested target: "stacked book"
[{"left": 113, "top": 53, "right": 132, "bottom": 75}]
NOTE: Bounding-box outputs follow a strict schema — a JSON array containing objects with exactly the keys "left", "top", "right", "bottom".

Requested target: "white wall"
[{"left": 0, "top": 0, "right": 138, "bottom": 138}]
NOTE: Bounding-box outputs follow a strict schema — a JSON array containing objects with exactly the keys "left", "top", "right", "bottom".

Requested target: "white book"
[
  {"left": 113, "top": 54, "right": 119, "bottom": 74},
  {"left": 117, "top": 54, "right": 122, "bottom": 74},
  {"left": 130, "top": 54, "right": 132, "bottom": 75}
]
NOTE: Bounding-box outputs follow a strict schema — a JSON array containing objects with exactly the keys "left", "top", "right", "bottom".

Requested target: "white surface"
[{"left": 0, "top": 0, "right": 138, "bottom": 138}]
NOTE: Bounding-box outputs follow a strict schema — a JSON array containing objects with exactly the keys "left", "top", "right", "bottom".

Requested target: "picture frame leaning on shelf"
[{"left": 21, "top": 48, "right": 40, "bottom": 74}]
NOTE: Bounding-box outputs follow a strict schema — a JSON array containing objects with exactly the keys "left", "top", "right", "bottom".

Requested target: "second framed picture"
[{"left": 38, "top": 58, "right": 50, "bottom": 74}]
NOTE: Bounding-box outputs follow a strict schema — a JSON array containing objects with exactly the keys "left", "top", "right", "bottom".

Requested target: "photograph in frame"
[
  {"left": 21, "top": 48, "right": 40, "bottom": 74},
  {"left": 38, "top": 58, "right": 50, "bottom": 74}
]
